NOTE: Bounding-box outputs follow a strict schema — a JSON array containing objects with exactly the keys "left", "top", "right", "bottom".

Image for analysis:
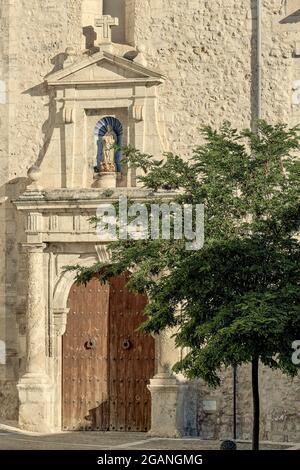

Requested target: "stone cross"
[{"left": 95, "top": 15, "right": 119, "bottom": 44}]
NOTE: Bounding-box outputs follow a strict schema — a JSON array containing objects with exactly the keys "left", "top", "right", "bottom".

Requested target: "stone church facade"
[{"left": 0, "top": 0, "right": 300, "bottom": 441}]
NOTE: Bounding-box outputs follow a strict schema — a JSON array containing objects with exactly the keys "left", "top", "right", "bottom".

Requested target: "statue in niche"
[
  {"left": 94, "top": 117, "right": 123, "bottom": 175},
  {"left": 101, "top": 125, "right": 116, "bottom": 172}
]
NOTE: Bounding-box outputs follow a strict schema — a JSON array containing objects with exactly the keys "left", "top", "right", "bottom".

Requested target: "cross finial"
[{"left": 95, "top": 15, "right": 119, "bottom": 45}]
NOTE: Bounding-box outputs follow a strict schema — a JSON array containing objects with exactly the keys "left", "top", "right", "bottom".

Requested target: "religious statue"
[{"left": 101, "top": 125, "right": 116, "bottom": 172}]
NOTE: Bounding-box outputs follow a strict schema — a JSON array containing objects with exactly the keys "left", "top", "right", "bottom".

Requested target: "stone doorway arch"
[{"left": 18, "top": 243, "right": 187, "bottom": 436}]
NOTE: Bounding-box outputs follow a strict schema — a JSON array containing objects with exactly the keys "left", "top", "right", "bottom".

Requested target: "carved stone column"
[{"left": 17, "top": 243, "right": 54, "bottom": 432}]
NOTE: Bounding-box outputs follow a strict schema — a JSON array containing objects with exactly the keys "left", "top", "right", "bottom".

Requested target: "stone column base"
[
  {"left": 147, "top": 373, "right": 187, "bottom": 438},
  {"left": 94, "top": 172, "right": 117, "bottom": 188},
  {"left": 17, "top": 374, "right": 54, "bottom": 433}
]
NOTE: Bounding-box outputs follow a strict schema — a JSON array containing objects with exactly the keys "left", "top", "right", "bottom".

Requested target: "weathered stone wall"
[
  {"left": 0, "top": 0, "right": 299, "bottom": 440},
  {"left": 0, "top": 0, "right": 9, "bottom": 357},
  {"left": 194, "top": 365, "right": 300, "bottom": 443},
  {"left": 0, "top": 0, "right": 82, "bottom": 421},
  {"left": 131, "top": 0, "right": 297, "bottom": 155},
  {"left": 0, "top": 0, "right": 17, "bottom": 420},
  {"left": 126, "top": 0, "right": 300, "bottom": 443}
]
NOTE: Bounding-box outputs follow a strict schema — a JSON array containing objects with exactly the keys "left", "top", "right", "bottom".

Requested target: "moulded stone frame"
[
  {"left": 14, "top": 193, "right": 189, "bottom": 435},
  {"left": 37, "top": 51, "right": 168, "bottom": 191}
]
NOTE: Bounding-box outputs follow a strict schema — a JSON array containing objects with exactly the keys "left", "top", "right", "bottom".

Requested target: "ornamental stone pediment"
[
  {"left": 46, "top": 51, "right": 165, "bottom": 87},
  {"left": 24, "top": 48, "right": 168, "bottom": 192}
]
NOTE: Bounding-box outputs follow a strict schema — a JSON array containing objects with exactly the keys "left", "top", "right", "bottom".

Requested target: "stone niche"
[
  {"left": 32, "top": 51, "right": 166, "bottom": 191},
  {"left": 86, "top": 108, "right": 129, "bottom": 188}
]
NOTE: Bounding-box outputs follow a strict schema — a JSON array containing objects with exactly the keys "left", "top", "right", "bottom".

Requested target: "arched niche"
[{"left": 94, "top": 116, "right": 123, "bottom": 172}]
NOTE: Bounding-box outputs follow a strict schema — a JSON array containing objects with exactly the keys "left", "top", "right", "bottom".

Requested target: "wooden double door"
[{"left": 62, "top": 274, "right": 155, "bottom": 432}]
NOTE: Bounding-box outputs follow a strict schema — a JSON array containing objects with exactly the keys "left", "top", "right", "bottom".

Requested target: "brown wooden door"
[
  {"left": 109, "top": 273, "right": 155, "bottom": 432},
  {"left": 62, "top": 277, "right": 110, "bottom": 431},
  {"left": 62, "top": 274, "right": 155, "bottom": 432}
]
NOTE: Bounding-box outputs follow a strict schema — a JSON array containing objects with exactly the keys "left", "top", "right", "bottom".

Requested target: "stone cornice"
[
  {"left": 14, "top": 188, "right": 179, "bottom": 212},
  {"left": 49, "top": 78, "right": 163, "bottom": 87}
]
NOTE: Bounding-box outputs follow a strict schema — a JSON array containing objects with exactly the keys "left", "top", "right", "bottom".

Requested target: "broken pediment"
[{"left": 46, "top": 51, "right": 165, "bottom": 87}]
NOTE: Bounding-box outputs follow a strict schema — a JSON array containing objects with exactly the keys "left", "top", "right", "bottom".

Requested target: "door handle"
[
  {"left": 85, "top": 339, "right": 97, "bottom": 350},
  {"left": 122, "top": 338, "right": 131, "bottom": 350}
]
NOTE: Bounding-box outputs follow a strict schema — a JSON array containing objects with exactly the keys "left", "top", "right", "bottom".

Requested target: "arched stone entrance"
[
  {"left": 62, "top": 273, "right": 155, "bottom": 432},
  {"left": 15, "top": 237, "right": 187, "bottom": 436}
]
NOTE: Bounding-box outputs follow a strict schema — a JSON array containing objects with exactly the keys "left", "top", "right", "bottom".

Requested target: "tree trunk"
[
  {"left": 252, "top": 357, "right": 260, "bottom": 451},
  {"left": 233, "top": 366, "right": 237, "bottom": 440}
]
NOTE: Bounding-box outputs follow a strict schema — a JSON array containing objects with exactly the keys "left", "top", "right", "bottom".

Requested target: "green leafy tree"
[{"left": 67, "top": 121, "right": 300, "bottom": 450}]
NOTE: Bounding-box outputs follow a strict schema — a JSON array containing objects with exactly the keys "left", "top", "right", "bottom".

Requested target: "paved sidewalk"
[{"left": 0, "top": 426, "right": 295, "bottom": 451}]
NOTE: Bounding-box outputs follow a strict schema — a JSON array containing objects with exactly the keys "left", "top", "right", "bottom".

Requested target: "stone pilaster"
[
  {"left": 147, "top": 373, "right": 187, "bottom": 438},
  {"left": 17, "top": 243, "right": 53, "bottom": 433}
]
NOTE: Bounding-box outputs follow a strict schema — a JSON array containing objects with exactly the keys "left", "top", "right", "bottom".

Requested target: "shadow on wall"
[
  {"left": 83, "top": 26, "right": 98, "bottom": 53},
  {"left": 0, "top": 52, "right": 60, "bottom": 419},
  {"left": 22, "top": 84, "right": 57, "bottom": 170},
  {"left": 279, "top": 9, "right": 300, "bottom": 23},
  {"left": 23, "top": 53, "right": 67, "bottom": 170},
  {"left": 0, "top": 176, "right": 28, "bottom": 421}
]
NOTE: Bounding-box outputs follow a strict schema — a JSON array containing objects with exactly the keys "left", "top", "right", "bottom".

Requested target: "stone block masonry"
[{"left": 0, "top": 0, "right": 299, "bottom": 442}]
